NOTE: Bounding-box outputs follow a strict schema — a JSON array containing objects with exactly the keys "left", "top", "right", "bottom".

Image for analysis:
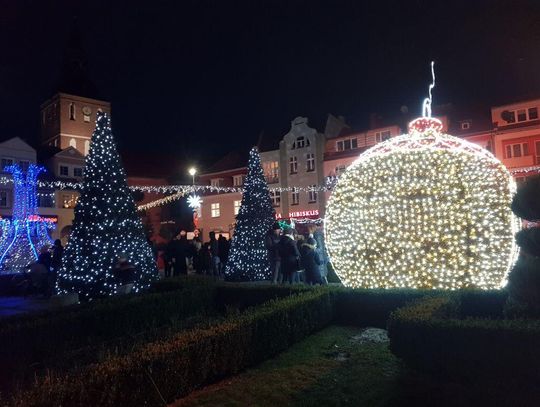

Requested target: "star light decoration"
[
  {"left": 325, "top": 63, "right": 520, "bottom": 290},
  {"left": 187, "top": 194, "right": 202, "bottom": 209}
]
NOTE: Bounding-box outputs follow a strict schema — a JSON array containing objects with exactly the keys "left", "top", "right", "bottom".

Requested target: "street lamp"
[{"left": 188, "top": 167, "right": 197, "bottom": 186}]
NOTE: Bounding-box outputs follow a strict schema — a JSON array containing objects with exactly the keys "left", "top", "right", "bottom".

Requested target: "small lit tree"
[
  {"left": 58, "top": 112, "right": 158, "bottom": 299},
  {"left": 225, "top": 147, "right": 275, "bottom": 281}
]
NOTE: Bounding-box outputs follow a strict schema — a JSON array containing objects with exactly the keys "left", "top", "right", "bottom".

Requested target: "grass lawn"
[{"left": 172, "top": 325, "right": 530, "bottom": 407}]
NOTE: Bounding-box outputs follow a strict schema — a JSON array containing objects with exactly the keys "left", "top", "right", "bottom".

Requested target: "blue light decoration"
[{"left": 0, "top": 164, "right": 55, "bottom": 273}]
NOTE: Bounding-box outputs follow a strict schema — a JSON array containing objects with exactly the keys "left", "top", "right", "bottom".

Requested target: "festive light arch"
[{"left": 325, "top": 117, "right": 520, "bottom": 290}]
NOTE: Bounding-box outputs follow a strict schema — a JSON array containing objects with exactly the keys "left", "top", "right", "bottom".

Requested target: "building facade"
[{"left": 197, "top": 99, "right": 540, "bottom": 241}]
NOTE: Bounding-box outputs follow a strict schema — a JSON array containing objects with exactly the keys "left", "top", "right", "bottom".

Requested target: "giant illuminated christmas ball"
[{"left": 325, "top": 117, "right": 520, "bottom": 290}]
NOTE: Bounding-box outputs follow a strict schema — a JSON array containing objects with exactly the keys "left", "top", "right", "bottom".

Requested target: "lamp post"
[{"left": 188, "top": 167, "right": 197, "bottom": 186}]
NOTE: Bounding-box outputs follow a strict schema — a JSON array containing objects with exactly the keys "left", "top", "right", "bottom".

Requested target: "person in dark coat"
[
  {"left": 191, "top": 236, "right": 203, "bottom": 274},
  {"left": 278, "top": 227, "right": 301, "bottom": 284},
  {"left": 173, "top": 231, "right": 189, "bottom": 276},
  {"left": 300, "top": 237, "right": 324, "bottom": 285},
  {"left": 164, "top": 237, "right": 175, "bottom": 278},
  {"left": 37, "top": 245, "right": 52, "bottom": 272},
  {"left": 218, "top": 235, "right": 230, "bottom": 271},
  {"left": 313, "top": 225, "right": 329, "bottom": 284},
  {"left": 200, "top": 242, "right": 212, "bottom": 275},
  {"left": 209, "top": 231, "right": 220, "bottom": 276},
  {"left": 265, "top": 223, "right": 282, "bottom": 283}
]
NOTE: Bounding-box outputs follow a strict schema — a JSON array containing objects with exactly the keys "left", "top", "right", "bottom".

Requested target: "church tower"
[{"left": 40, "top": 24, "right": 110, "bottom": 156}]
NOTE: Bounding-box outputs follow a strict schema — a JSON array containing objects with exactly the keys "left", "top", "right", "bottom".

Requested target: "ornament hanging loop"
[{"left": 422, "top": 61, "right": 435, "bottom": 118}]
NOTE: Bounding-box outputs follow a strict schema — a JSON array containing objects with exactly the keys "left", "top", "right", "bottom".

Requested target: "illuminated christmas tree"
[
  {"left": 57, "top": 112, "right": 158, "bottom": 299},
  {"left": 225, "top": 147, "right": 275, "bottom": 281},
  {"left": 0, "top": 164, "right": 55, "bottom": 273}
]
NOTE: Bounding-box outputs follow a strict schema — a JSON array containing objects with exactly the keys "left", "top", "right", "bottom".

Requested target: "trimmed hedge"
[
  {"left": 0, "top": 284, "right": 216, "bottom": 391},
  {"left": 388, "top": 293, "right": 540, "bottom": 385},
  {"left": 9, "top": 290, "right": 334, "bottom": 406}
]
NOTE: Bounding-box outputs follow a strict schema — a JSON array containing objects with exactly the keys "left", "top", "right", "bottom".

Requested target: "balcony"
[{"left": 501, "top": 155, "right": 535, "bottom": 169}]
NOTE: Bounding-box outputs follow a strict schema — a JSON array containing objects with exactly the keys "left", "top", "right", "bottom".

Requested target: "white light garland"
[{"left": 325, "top": 116, "right": 520, "bottom": 290}]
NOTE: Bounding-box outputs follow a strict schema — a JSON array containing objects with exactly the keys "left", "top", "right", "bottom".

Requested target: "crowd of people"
[
  {"left": 265, "top": 223, "right": 329, "bottom": 285},
  {"left": 162, "top": 230, "right": 231, "bottom": 277}
]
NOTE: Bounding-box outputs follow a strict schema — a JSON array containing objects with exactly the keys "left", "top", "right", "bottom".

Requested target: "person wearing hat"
[{"left": 265, "top": 222, "right": 282, "bottom": 283}]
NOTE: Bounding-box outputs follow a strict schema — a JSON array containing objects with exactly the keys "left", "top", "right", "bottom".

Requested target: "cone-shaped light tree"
[
  {"left": 225, "top": 147, "right": 276, "bottom": 281},
  {"left": 58, "top": 112, "right": 158, "bottom": 299}
]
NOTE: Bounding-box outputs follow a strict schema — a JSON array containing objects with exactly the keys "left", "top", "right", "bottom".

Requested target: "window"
[
  {"left": 291, "top": 188, "right": 299, "bottom": 205},
  {"left": 336, "top": 137, "right": 358, "bottom": 151},
  {"left": 59, "top": 165, "right": 69, "bottom": 176},
  {"left": 19, "top": 161, "right": 30, "bottom": 171},
  {"left": 536, "top": 141, "right": 540, "bottom": 164},
  {"left": 461, "top": 122, "right": 471, "bottom": 130},
  {"left": 375, "top": 130, "right": 392, "bottom": 143},
  {"left": 69, "top": 103, "right": 76, "bottom": 120},
  {"left": 517, "top": 109, "right": 527, "bottom": 122},
  {"left": 210, "top": 178, "right": 223, "bottom": 187},
  {"left": 335, "top": 164, "right": 346, "bottom": 176},
  {"left": 69, "top": 138, "right": 76, "bottom": 148},
  {"left": 211, "top": 203, "right": 220, "bottom": 217},
  {"left": 505, "top": 143, "right": 529, "bottom": 158},
  {"left": 529, "top": 107, "right": 538, "bottom": 120},
  {"left": 37, "top": 194, "right": 54, "bottom": 208},
  {"left": 1, "top": 158, "right": 13, "bottom": 170},
  {"left": 289, "top": 156, "right": 298, "bottom": 174},
  {"left": 54, "top": 138, "right": 58, "bottom": 147},
  {"left": 234, "top": 200, "right": 241, "bottom": 215},
  {"left": 306, "top": 153, "right": 315, "bottom": 172},
  {"left": 233, "top": 175, "right": 244, "bottom": 186},
  {"left": 270, "top": 190, "right": 281, "bottom": 207},
  {"left": 84, "top": 140, "right": 90, "bottom": 155},
  {"left": 263, "top": 161, "right": 279, "bottom": 183},
  {"left": 62, "top": 194, "right": 78, "bottom": 209},
  {"left": 292, "top": 136, "right": 310, "bottom": 149},
  {"left": 504, "top": 107, "right": 539, "bottom": 124},
  {"left": 73, "top": 167, "right": 84, "bottom": 177},
  {"left": 83, "top": 114, "right": 90, "bottom": 123},
  {"left": 308, "top": 185, "right": 317, "bottom": 203},
  {"left": 0, "top": 191, "right": 8, "bottom": 208}
]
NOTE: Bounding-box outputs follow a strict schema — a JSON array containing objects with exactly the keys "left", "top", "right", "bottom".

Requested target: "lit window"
[
  {"left": 263, "top": 161, "right": 279, "bottom": 183},
  {"left": 69, "top": 138, "right": 76, "bottom": 148},
  {"left": 73, "top": 168, "right": 83, "bottom": 177},
  {"left": 461, "top": 122, "right": 471, "bottom": 130},
  {"left": 289, "top": 156, "right": 298, "bottom": 174},
  {"left": 69, "top": 103, "right": 76, "bottom": 120},
  {"left": 0, "top": 191, "right": 8, "bottom": 207},
  {"left": 211, "top": 179, "right": 223, "bottom": 187},
  {"left": 1, "top": 158, "right": 13, "bottom": 170},
  {"left": 84, "top": 140, "right": 90, "bottom": 155},
  {"left": 291, "top": 188, "right": 299, "bottom": 205},
  {"left": 233, "top": 175, "right": 244, "bottom": 186},
  {"left": 308, "top": 185, "right": 317, "bottom": 203},
  {"left": 211, "top": 203, "right": 220, "bottom": 217},
  {"left": 306, "top": 153, "right": 315, "bottom": 172},
  {"left": 234, "top": 200, "right": 241, "bottom": 215},
  {"left": 529, "top": 107, "right": 538, "bottom": 120},
  {"left": 270, "top": 190, "right": 281, "bottom": 207},
  {"left": 60, "top": 166, "right": 69, "bottom": 176},
  {"left": 375, "top": 130, "right": 392, "bottom": 143}
]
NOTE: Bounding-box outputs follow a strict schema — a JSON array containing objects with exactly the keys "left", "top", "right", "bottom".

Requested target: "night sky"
[{"left": 1, "top": 0, "right": 540, "bottom": 173}]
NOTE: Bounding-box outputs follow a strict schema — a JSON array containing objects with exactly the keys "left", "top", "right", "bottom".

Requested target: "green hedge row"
[
  {"left": 0, "top": 283, "right": 216, "bottom": 391},
  {"left": 9, "top": 289, "right": 335, "bottom": 407},
  {"left": 388, "top": 294, "right": 540, "bottom": 385}
]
